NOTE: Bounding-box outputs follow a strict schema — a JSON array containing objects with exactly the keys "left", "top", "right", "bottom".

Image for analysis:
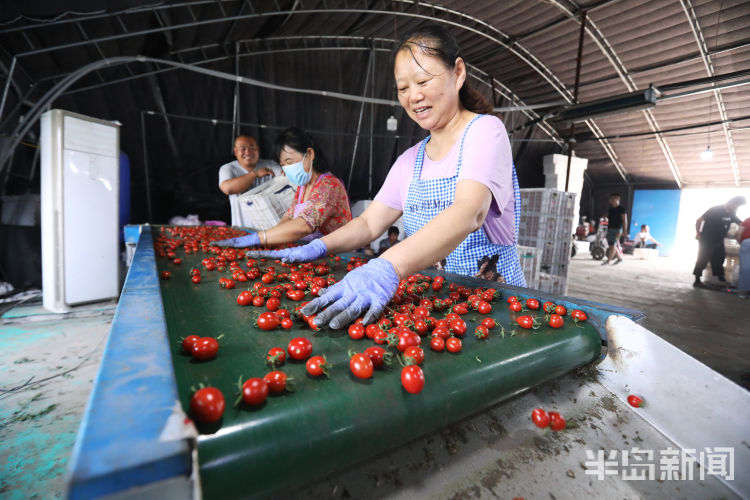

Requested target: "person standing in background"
[
  {"left": 692, "top": 196, "right": 745, "bottom": 288},
  {"left": 219, "top": 134, "right": 282, "bottom": 227},
  {"left": 602, "top": 193, "right": 627, "bottom": 265},
  {"left": 737, "top": 215, "right": 750, "bottom": 293}
]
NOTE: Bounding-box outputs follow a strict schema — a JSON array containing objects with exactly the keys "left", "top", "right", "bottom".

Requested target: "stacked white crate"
[
  {"left": 518, "top": 188, "right": 576, "bottom": 294},
  {"left": 517, "top": 245, "right": 541, "bottom": 289}
]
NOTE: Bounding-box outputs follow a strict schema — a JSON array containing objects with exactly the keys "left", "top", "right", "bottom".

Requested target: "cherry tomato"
[
  {"left": 525, "top": 298, "right": 540, "bottom": 310},
  {"left": 264, "top": 371, "right": 289, "bottom": 394},
  {"left": 190, "top": 387, "right": 225, "bottom": 423},
  {"left": 542, "top": 301, "right": 556, "bottom": 313},
  {"left": 549, "top": 314, "right": 564, "bottom": 329},
  {"left": 252, "top": 295, "right": 265, "bottom": 307},
  {"left": 266, "top": 297, "right": 280, "bottom": 312},
  {"left": 509, "top": 301, "right": 523, "bottom": 313},
  {"left": 516, "top": 315, "right": 534, "bottom": 329},
  {"left": 555, "top": 304, "right": 567, "bottom": 316},
  {"left": 449, "top": 318, "right": 467, "bottom": 336},
  {"left": 506, "top": 295, "right": 519, "bottom": 304},
  {"left": 242, "top": 378, "right": 269, "bottom": 405},
  {"left": 349, "top": 353, "right": 374, "bottom": 379},
  {"left": 257, "top": 311, "right": 280, "bottom": 331},
  {"left": 475, "top": 325, "right": 490, "bottom": 339},
  {"left": 404, "top": 346, "right": 425, "bottom": 365},
  {"left": 286, "top": 289, "right": 305, "bottom": 301},
  {"left": 348, "top": 323, "right": 365, "bottom": 340},
  {"left": 446, "top": 337, "right": 462, "bottom": 353},
  {"left": 182, "top": 335, "right": 200, "bottom": 353},
  {"left": 571, "top": 309, "right": 588, "bottom": 322},
  {"left": 364, "top": 346, "right": 387, "bottom": 367},
  {"left": 191, "top": 275, "right": 201, "bottom": 284},
  {"left": 531, "top": 408, "right": 550, "bottom": 428},
  {"left": 287, "top": 337, "right": 313, "bottom": 361},
  {"left": 481, "top": 317, "right": 496, "bottom": 329},
  {"left": 476, "top": 301, "right": 492, "bottom": 315},
  {"left": 191, "top": 337, "right": 219, "bottom": 360},
  {"left": 236, "top": 290, "right": 253, "bottom": 306},
  {"left": 430, "top": 336, "right": 445, "bottom": 351},
  {"left": 627, "top": 395, "right": 644, "bottom": 408},
  {"left": 401, "top": 365, "right": 425, "bottom": 394},
  {"left": 266, "top": 347, "right": 286, "bottom": 366},
  {"left": 549, "top": 411, "right": 566, "bottom": 431},
  {"left": 280, "top": 317, "right": 293, "bottom": 329},
  {"left": 306, "top": 355, "right": 329, "bottom": 377},
  {"left": 160, "top": 271, "right": 171, "bottom": 280},
  {"left": 453, "top": 303, "right": 469, "bottom": 315}
]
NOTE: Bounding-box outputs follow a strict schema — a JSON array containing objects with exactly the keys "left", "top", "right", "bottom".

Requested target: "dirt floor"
[{"left": 0, "top": 252, "right": 747, "bottom": 498}]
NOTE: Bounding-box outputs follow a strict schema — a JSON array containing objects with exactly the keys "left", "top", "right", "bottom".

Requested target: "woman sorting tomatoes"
[
  {"left": 214, "top": 127, "right": 352, "bottom": 248},
  {"left": 251, "top": 24, "right": 525, "bottom": 329}
]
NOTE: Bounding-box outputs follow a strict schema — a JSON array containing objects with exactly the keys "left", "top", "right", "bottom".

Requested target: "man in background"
[
  {"left": 219, "top": 135, "right": 282, "bottom": 227},
  {"left": 693, "top": 196, "right": 745, "bottom": 287},
  {"left": 378, "top": 226, "right": 401, "bottom": 255},
  {"left": 602, "top": 193, "right": 627, "bottom": 265}
]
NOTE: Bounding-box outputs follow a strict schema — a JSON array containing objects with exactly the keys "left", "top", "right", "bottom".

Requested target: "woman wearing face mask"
[
  {"left": 213, "top": 127, "right": 351, "bottom": 248},
  {"left": 252, "top": 24, "right": 525, "bottom": 329}
]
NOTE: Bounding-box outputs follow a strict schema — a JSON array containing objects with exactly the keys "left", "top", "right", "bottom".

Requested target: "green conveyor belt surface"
[{"left": 154, "top": 227, "right": 602, "bottom": 499}]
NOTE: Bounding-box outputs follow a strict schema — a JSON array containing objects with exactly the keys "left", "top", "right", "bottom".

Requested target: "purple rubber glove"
[
  {"left": 248, "top": 238, "right": 327, "bottom": 263},
  {"left": 211, "top": 232, "right": 260, "bottom": 248},
  {"left": 301, "top": 258, "right": 399, "bottom": 329}
]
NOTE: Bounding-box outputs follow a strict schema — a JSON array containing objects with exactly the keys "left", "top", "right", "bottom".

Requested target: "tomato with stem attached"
[
  {"left": 549, "top": 411, "right": 566, "bottom": 431},
  {"left": 190, "top": 387, "right": 225, "bottom": 423},
  {"left": 509, "top": 301, "right": 523, "bottom": 313},
  {"left": 182, "top": 335, "right": 200, "bottom": 353},
  {"left": 525, "top": 298, "right": 540, "bottom": 310},
  {"left": 571, "top": 309, "right": 588, "bottom": 322},
  {"left": 404, "top": 346, "right": 424, "bottom": 365},
  {"left": 266, "top": 347, "right": 286, "bottom": 366},
  {"left": 263, "top": 371, "right": 290, "bottom": 394},
  {"left": 516, "top": 315, "right": 535, "bottom": 329},
  {"left": 242, "top": 378, "right": 268, "bottom": 405},
  {"left": 192, "top": 337, "right": 219, "bottom": 360},
  {"left": 257, "top": 311, "right": 280, "bottom": 331},
  {"left": 627, "top": 395, "right": 644, "bottom": 408},
  {"left": 306, "top": 355, "right": 329, "bottom": 377}
]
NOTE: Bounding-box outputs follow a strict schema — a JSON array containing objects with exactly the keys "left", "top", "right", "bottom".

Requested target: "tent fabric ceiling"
[{"left": 1, "top": 0, "right": 749, "bottom": 221}]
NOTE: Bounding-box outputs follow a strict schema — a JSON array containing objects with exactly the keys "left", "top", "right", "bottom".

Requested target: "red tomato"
[
  {"left": 549, "top": 411, "right": 566, "bottom": 431},
  {"left": 286, "top": 289, "right": 305, "bottom": 301},
  {"left": 429, "top": 336, "right": 444, "bottom": 351},
  {"left": 190, "top": 387, "right": 225, "bottom": 423},
  {"left": 182, "top": 335, "right": 200, "bottom": 353},
  {"left": 280, "top": 317, "right": 294, "bottom": 330},
  {"left": 571, "top": 309, "right": 588, "bottom": 322},
  {"left": 509, "top": 301, "right": 523, "bottom": 313},
  {"left": 348, "top": 323, "right": 365, "bottom": 340},
  {"left": 401, "top": 365, "right": 425, "bottom": 394},
  {"left": 236, "top": 290, "right": 253, "bottom": 306},
  {"left": 627, "top": 395, "right": 644, "bottom": 408},
  {"left": 432, "top": 326, "right": 450, "bottom": 340},
  {"left": 476, "top": 301, "right": 492, "bottom": 315},
  {"left": 191, "top": 337, "right": 219, "bottom": 360},
  {"left": 365, "top": 323, "right": 381, "bottom": 339},
  {"left": 266, "top": 297, "right": 280, "bottom": 312},
  {"left": 287, "top": 337, "right": 313, "bottom": 361},
  {"left": 261, "top": 273, "right": 274, "bottom": 284},
  {"left": 453, "top": 303, "right": 469, "bottom": 315},
  {"left": 446, "top": 337, "right": 462, "bottom": 353},
  {"left": 264, "top": 371, "right": 289, "bottom": 394},
  {"left": 475, "top": 325, "right": 490, "bottom": 339},
  {"left": 404, "top": 346, "right": 425, "bottom": 365},
  {"left": 160, "top": 271, "right": 171, "bottom": 280},
  {"left": 481, "top": 317, "right": 496, "bottom": 329},
  {"left": 506, "top": 295, "right": 519, "bottom": 304},
  {"left": 531, "top": 408, "right": 550, "bottom": 428},
  {"left": 252, "top": 295, "right": 265, "bottom": 307},
  {"left": 549, "top": 314, "right": 564, "bottom": 329},
  {"left": 266, "top": 347, "right": 286, "bottom": 366},
  {"left": 555, "top": 304, "right": 567, "bottom": 316},
  {"left": 525, "top": 298, "right": 540, "bottom": 310},
  {"left": 242, "top": 378, "right": 269, "bottom": 405},
  {"left": 515, "top": 315, "right": 535, "bottom": 329},
  {"left": 349, "top": 353, "right": 374, "bottom": 379},
  {"left": 257, "top": 311, "right": 280, "bottom": 331},
  {"left": 364, "top": 346, "right": 388, "bottom": 367},
  {"left": 191, "top": 275, "right": 201, "bottom": 284},
  {"left": 449, "top": 318, "right": 467, "bottom": 336},
  {"left": 306, "top": 355, "right": 329, "bottom": 377}
]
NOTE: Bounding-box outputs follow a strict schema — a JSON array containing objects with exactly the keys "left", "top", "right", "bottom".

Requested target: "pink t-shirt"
[{"left": 374, "top": 114, "right": 515, "bottom": 245}]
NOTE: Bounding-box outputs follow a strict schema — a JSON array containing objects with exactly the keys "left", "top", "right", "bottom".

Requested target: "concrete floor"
[{"left": 0, "top": 253, "right": 747, "bottom": 498}]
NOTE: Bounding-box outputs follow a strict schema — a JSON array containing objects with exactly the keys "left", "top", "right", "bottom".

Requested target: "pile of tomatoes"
[{"left": 155, "top": 226, "right": 591, "bottom": 427}]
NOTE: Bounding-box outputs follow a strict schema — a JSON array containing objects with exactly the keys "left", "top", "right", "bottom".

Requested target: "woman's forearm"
[
  {"left": 321, "top": 201, "right": 401, "bottom": 254},
  {"left": 265, "top": 217, "right": 312, "bottom": 246}
]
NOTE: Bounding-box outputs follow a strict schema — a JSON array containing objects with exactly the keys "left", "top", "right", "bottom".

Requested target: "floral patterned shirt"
[{"left": 286, "top": 173, "right": 352, "bottom": 235}]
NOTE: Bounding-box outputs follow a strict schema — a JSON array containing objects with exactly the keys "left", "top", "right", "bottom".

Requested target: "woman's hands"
[
  {"left": 301, "top": 258, "right": 399, "bottom": 329},
  {"left": 211, "top": 232, "right": 260, "bottom": 247}
]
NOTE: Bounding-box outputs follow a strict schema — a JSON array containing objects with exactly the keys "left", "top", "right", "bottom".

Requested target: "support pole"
[
  {"left": 368, "top": 45, "right": 375, "bottom": 197},
  {"left": 232, "top": 41, "right": 240, "bottom": 141},
  {"left": 565, "top": 10, "right": 587, "bottom": 192},
  {"left": 140, "top": 111, "right": 154, "bottom": 222},
  {"left": 0, "top": 57, "right": 16, "bottom": 124},
  {"left": 346, "top": 45, "right": 374, "bottom": 192}
]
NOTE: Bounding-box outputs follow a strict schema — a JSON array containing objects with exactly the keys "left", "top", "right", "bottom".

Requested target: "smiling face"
[
  {"left": 394, "top": 46, "right": 465, "bottom": 131},
  {"left": 233, "top": 136, "right": 259, "bottom": 170}
]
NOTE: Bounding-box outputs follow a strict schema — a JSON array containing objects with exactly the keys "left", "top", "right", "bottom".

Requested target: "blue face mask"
[{"left": 282, "top": 152, "right": 312, "bottom": 187}]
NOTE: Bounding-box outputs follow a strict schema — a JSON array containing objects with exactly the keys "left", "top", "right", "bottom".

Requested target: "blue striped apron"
[{"left": 402, "top": 115, "right": 526, "bottom": 287}]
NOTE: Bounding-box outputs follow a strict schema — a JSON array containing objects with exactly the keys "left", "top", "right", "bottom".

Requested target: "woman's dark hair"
[
  {"left": 273, "top": 127, "right": 330, "bottom": 173},
  {"left": 394, "top": 24, "right": 493, "bottom": 115}
]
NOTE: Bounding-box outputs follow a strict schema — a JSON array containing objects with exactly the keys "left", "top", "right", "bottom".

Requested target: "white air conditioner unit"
[{"left": 40, "top": 109, "right": 120, "bottom": 312}]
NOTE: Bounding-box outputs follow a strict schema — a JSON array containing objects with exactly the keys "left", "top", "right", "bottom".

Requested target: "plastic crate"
[
  {"left": 520, "top": 188, "right": 575, "bottom": 217},
  {"left": 517, "top": 245, "right": 541, "bottom": 289}
]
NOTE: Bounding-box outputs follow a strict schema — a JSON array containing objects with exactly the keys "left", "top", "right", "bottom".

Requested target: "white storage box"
[
  {"left": 633, "top": 248, "right": 659, "bottom": 260},
  {"left": 236, "top": 176, "right": 295, "bottom": 230}
]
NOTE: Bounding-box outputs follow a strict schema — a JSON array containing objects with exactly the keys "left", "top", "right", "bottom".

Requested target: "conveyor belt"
[{"left": 154, "top": 227, "right": 603, "bottom": 499}]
